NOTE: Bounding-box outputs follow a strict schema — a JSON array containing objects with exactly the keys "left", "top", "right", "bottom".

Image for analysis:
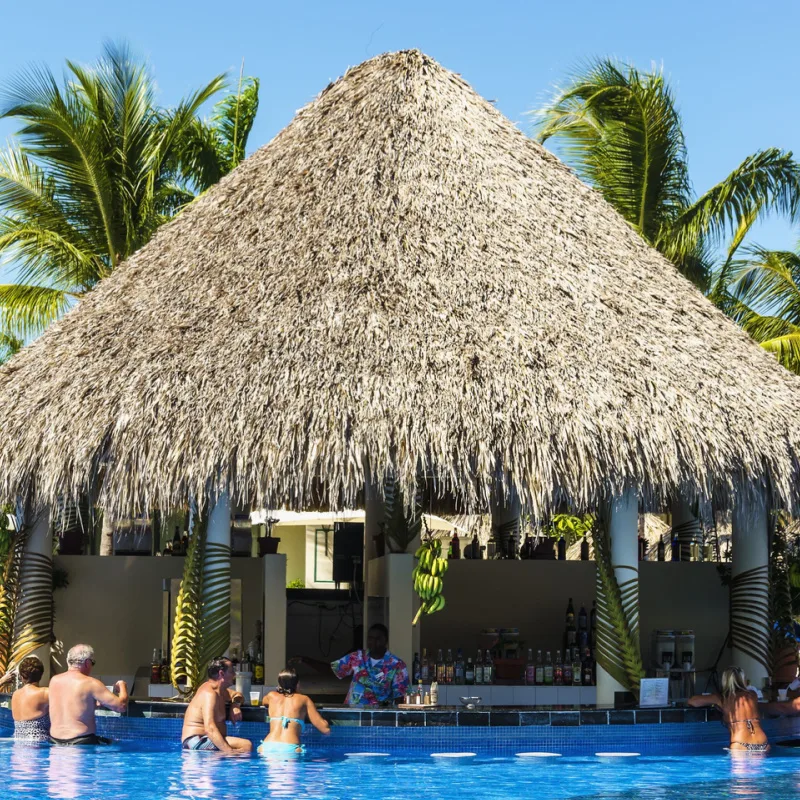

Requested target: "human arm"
[
  {"left": 305, "top": 697, "right": 330, "bottom": 735},
  {"left": 0, "top": 671, "right": 15, "bottom": 689},
  {"left": 289, "top": 655, "right": 342, "bottom": 676},
  {"left": 91, "top": 679, "right": 128, "bottom": 713},
  {"left": 330, "top": 651, "right": 359, "bottom": 680},
  {"left": 762, "top": 697, "right": 800, "bottom": 718},
  {"left": 687, "top": 693, "right": 721, "bottom": 708},
  {"left": 200, "top": 691, "right": 234, "bottom": 754},
  {"left": 226, "top": 687, "right": 244, "bottom": 723}
]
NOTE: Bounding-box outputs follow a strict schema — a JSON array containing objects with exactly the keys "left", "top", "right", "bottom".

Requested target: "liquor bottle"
[
  {"left": 671, "top": 536, "right": 680, "bottom": 561},
  {"left": 525, "top": 648, "right": 536, "bottom": 686},
  {"left": 150, "top": 648, "right": 161, "bottom": 684},
  {"left": 449, "top": 532, "right": 461, "bottom": 560},
  {"left": 483, "top": 650, "right": 494, "bottom": 684},
  {"left": 455, "top": 649, "right": 465, "bottom": 685},
  {"left": 553, "top": 650, "right": 563, "bottom": 686},
  {"left": 535, "top": 650, "right": 544, "bottom": 685},
  {"left": 544, "top": 651, "right": 554, "bottom": 685},
  {"left": 580, "top": 537, "right": 590, "bottom": 560},
  {"left": 413, "top": 652, "right": 421, "bottom": 683},
  {"left": 562, "top": 655, "right": 573, "bottom": 686},
  {"left": 475, "top": 650, "right": 484, "bottom": 685},
  {"left": 445, "top": 649, "right": 454, "bottom": 685},
  {"left": 254, "top": 651, "right": 265, "bottom": 684},
  {"left": 578, "top": 604, "right": 588, "bottom": 631},
  {"left": 172, "top": 525, "right": 182, "bottom": 555},
  {"left": 572, "top": 649, "right": 582, "bottom": 685},
  {"left": 657, "top": 536, "right": 666, "bottom": 561},
  {"left": 421, "top": 648, "right": 430, "bottom": 683},
  {"left": 590, "top": 601, "right": 597, "bottom": 649},
  {"left": 638, "top": 533, "right": 647, "bottom": 561},
  {"left": 436, "top": 649, "right": 445, "bottom": 683},
  {"left": 160, "top": 651, "right": 170, "bottom": 684},
  {"left": 557, "top": 535, "right": 566, "bottom": 560},
  {"left": 565, "top": 597, "right": 575, "bottom": 626},
  {"left": 582, "top": 649, "right": 594, "bottom": 685},
  {"left": 465, "top": 657, "right": 475, "bottom": 685},
  {"left": 471, "top": 533, "right": 480, "bottom": 559}
]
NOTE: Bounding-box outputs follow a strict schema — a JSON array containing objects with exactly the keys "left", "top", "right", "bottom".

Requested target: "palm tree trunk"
[{"left": 99, "top": 511, "right": 114, "bottom": 556}]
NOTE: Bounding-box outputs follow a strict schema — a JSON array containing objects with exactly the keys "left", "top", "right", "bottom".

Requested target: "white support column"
[
  {"left": 490, "top": 484, "right": 520, "bottom": 555},
  {"left": 363, "top": 480, "right": 385, "bottom": 652},
  {"left": 670, "top": 497, "right": 702, "bottom": 561},
  {"left": 262, "top": 554, "right": 287, "bottom": 687},
  {"left": 202, "top": 491, "right": 231, "bottom": 663},
  {"left": 596, "top": 489, "right": 639, "bottom": 706},
  {"left": 731, "top": 491, "right": 770, "bottom": 688},
  {"left": 15, "top": 505, "right": 52, "bottom": 682},
  {"left": 385, "top": 554, "right": 414, "bottom": 670}
]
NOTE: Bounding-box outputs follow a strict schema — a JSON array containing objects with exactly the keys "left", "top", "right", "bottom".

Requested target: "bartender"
[{"left": 331, "top": 624, "right": 409, "bottom": 706}]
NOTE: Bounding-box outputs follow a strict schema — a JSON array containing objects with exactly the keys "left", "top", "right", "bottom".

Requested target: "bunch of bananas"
[{"left": 412, "top": 539, "right": 447, "bottom": 625}]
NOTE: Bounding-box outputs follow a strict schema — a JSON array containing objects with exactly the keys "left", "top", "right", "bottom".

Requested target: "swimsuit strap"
[{"left": 270, "top": 715, "right": 305, "bottom": 732}]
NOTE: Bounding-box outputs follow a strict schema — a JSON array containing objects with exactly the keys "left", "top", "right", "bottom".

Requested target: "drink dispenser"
[
  {"left": 654, "top": 630, "right": 676, "bottom": 669},
  {"left": 676, "top": 630, "right": 695, "bottom": 670}
]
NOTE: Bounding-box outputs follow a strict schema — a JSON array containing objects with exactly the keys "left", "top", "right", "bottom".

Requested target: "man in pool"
[
  {"left": 181, "top": 657, "right": 252, "bottom": 754},
  {"left": 49, "top": 643, "right": 128, "bottom": 745},
  {"left": 331, "top": 623, "right": 409, "bottom": 706}
]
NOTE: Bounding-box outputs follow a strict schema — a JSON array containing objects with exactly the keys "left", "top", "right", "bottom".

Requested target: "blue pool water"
[{"left": 3, "top": 741, "right": 800, "bottom": 800}]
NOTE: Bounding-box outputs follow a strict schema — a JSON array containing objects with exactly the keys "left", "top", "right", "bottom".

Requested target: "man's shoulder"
[{"left": 386, "top": 652, "right": 407, "bottom": 668}]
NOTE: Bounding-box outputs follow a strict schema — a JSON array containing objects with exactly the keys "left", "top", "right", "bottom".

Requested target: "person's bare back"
[{"left": 49, "top": 644, "right": 127, "bottom": 744}]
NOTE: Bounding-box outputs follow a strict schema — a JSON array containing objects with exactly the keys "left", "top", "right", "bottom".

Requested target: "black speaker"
[{"left": 333, "top": 522, "right": 364, "bottom": 584}]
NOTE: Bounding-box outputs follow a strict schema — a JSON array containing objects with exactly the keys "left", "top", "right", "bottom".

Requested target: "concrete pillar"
[
  {"left": 490, "top": 484, "right": 520, "bottom": 556},
  {"left": 262, "top": 554, "right": 287, "bottom": 688},
  {"left": 385, "top": 554, "right": 414, "bottom": 669},
  {"left": 14, "top": 506, "right": 52, "bottom": 682},
  {"left": 670, "top": 497, "right": 702, "bottom": 561},
  {"left": 731, "top": 491, "right": 770, "bottom": 688},
  {"left": 596, "top": 489, "right": 639, "bottom": 705},
  {"left": 202, "top": 491, "right": 231, "bottom": 663}
]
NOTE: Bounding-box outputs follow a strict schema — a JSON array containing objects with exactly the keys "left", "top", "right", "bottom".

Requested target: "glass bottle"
[
  {"left": 657, "top": 537, "right": 666, "bottom": 561},
  {"left": 254, "top": 650, "right": 265, "bottom": 684},
  {"left": 150, "top": 648, "right": 161, "bottom": 684},
  {"left": 562, "top": 654, "right": 573, "bottom": 686},
  {"left": 590, "top": 601, "right": 597, "bottom": 649},
  {"left": 455, "top": 649, "right": 465, "bottom": 685},
  {"left": 572, "top": 649, "right": 582, "bottom": 685},
  {"left": 160, "top": 651, "right": 170, "bottom": 684},
  {"left": 413, "top": 652, "right": 421, "bottom": 683},
  {"left": 465, "top": 657, "right": 475, "bottom": 685},
  {"left": 582, "top": 649, "right": 594, "bottom": 685},
  {"left": 445, "top": 649, "right": 454, "bottom": 685},
  {"left": 525, "top": 648, "right": 536, "bottom": 686},
  {"left": 553, "top": 650, "right": 563, "bottom": 686},
  {"left": 483, "top": 650, "right": 494, "bottom": 684},
  {"left": 475, "top": 650, "right": 484, "bottom": 685},
  {"left": 671, "top": 536, "right": 680, "bottom": 561},
  {"left": 471, "top": 533, "right": 479, "bottom": 559},
  {"left": 557, "top": 535, "right": 566, "bottom": 560},
  {"left": 436, "top": 649, "right": 445, "bottom": 683},
  {"left": 566, "top": 597, "right": 575, "bottom": 626},
  {"left": 449, "top": 532, "right": 460, "bottom": 560},
  {"left": 638, "top": 533, "right": 647, "bottom": 561},
  {"left": 580, "top": 537, "right": 590, "bottom": 560},
  {"left": 544, "top": 651, "right": 554, "bottom": 685},
  {"left": 535, "top": 650, "right": 544, "bottom": 685},
  {"left": 421, "top": 648, "right": 430, "bottom": 683}
]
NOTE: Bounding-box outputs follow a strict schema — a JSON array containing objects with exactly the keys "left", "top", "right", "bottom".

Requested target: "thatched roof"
[{"left": 2, "top": 49, "right": 800, "bottom": 516}]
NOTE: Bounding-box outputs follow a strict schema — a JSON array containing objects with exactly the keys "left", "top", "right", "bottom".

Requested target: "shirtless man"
[
  {"left": 181, "top": 657, "right": 252, "bottom": 754},
  {"left": 49, "top": 643, "right": 128, "bottom": 745}
]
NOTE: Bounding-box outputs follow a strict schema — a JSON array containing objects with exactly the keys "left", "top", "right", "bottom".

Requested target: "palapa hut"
[{"left": 1, "top": 50, "right": 798, "bottom": 695}]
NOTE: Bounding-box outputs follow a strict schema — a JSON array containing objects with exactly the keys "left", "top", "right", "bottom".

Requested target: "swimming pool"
[{"left": 3, "top": 740, "right": 800, "bottom": 800}]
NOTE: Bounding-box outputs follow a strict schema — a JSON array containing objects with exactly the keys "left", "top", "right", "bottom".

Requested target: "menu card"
[{"left": 639, "top": 678, "right": 669, "bottom": 707}]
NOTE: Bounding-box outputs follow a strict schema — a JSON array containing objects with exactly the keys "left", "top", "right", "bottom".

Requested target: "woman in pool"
[
  {"left": 0, "top": 656, "right": 50, "bottom": 742},
  {"left": 688, "top": 666, "right": 769, "bottom": 753},
  {"left": 259, "top": 667, "right": 330, "bottom": 755}
]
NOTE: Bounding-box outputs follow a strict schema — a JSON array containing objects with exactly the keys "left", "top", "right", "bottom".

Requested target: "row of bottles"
[
  {"left": 648, "top": 536, "right": 715, "bottom": 562},
  {"left": 150, "top": 649, "right": 171, "bottom": 683},
  {"left": 230, "top": 647, "right": 266, "bottom": 684},
  {"left": 524, "top": 647, "right": 595, "bottom": 686},
  {"left": 413, "top": 648, "right": 495, "bottom": 685}
]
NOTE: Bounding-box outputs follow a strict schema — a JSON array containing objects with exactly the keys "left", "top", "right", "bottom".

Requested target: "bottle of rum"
[
  {"left": 254, "top": 650, "right": 265, "bottom": 685},
  {"left": 562, "top": 653, "right": 573, "bottom": 685},
  {"left": 465, "top": 657, "right": 475, "bottom": 685},
  {"left": 475, "top": 650, "right": 484, "bottom": 685},
  {"left": 535, "top": 650, "right": 544, "bottom": 685},
  {"left": 421, "top": 648, "right": 430, "bottom": 683},
  {"left": 436, "top": 649, "right": 445, "bottom": 683},
  {"left": 553, "top": 650, "right": 563, "bottom": 686},
  {"left": 525, "top": 648, "right": 536, "bottom": 686},
  {"left": 413, "top": 652, "right": 421, "bottom": 683},
  {"left": 449, "top": 532, "right": 460, "bottom": 560},
  {"left": 582, "top": 648, "right": 594, "bottom": 685},
  {"left": 580, "top": 537, "right": 590, "bottom": 560},
  {"left": 483, "top": 650, "right": 494, "bottom": 684},
  {"left": 445, "top": 649, "right": 454, "bottom": 684},
  {"left": 455, "top": 649, "right": 465, "bottom": 685},
  {"left": 544, "top": 651, "right": 554, "bottom": 685},
  {"left": 160, "top": 651, "right": 170, "bottom": 684},
  {"left": 572, "top": 649, "right": 582, "bottom": 685},
  {"left": 657, "top": 536, "right": 666, "bottom": 561}
]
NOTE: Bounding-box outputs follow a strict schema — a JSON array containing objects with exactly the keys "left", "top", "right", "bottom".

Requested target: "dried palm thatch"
[{"left": 1, "top": 50, "right": 800, "bottom": 518}]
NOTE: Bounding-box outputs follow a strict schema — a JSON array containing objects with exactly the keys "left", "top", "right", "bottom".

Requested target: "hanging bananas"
[{"left": 412, "top": 539, "right": 447, "bottom": 625}]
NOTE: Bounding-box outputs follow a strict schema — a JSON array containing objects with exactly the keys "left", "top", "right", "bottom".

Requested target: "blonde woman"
[{"left": 688, "top": 666, "right": 769, "bottom": 753}]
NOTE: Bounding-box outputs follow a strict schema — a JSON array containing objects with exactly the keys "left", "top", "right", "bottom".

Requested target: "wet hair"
[
  {"left": 66, "top": 644, "right": 94, "bottom": 666},
  {"left": 207, "top": 657, "right": 232, "bottom": 680},
  {"left": 721, "top": 666, "right": 749, "bottom": 700},
  {"left": 18, "top": 656, "right": 43, "bottom": 685},
  {"left": 277, "top": 667, "right": 299, "bottom": 696},
  {"left": 368, "top": 623, "right": 388, "bottom": 639}
]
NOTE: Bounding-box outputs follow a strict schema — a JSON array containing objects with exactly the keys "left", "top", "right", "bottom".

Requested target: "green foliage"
[
  {"left": 0, "top": 520, "right": 29, "bottom": 678},
  {"left": 536, "top": 59, "right": 800, "bottom": 295},
  {"left": 545, "top": 513, "right": 594, "bottom": 546},
  {"left": 0, "top": 333, "right": 22, "bottom": 365},
  {"left": 286, "top": 579, "right": 305, "bottom": 589},
  {"left": 769, "top": 517, "right": 798, "bottom": 675},
  {"left": 0, "top": 42, "right": 228, "bottom": 340}
]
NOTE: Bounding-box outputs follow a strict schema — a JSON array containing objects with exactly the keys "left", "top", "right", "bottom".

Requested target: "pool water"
[{"left": 3, "top": 741, "right": 800, "bottom": 800}]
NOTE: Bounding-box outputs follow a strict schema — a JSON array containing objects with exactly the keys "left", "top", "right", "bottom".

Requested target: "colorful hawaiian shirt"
[{"left": 331, "top": 649, "right": 409, "bottom": 706}]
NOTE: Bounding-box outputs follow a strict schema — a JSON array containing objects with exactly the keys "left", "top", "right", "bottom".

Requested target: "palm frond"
[
  {"left": 0, "top": 520, "right": 29, "bottom": 683},
  {"left": 0, "top": 284, "right": 75, "bottom": 339}
]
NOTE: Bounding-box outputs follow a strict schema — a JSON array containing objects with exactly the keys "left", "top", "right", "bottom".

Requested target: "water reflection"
[
  {"left": 9, "top": 741, "right": 46, "bottom": 795},
  {"left": 728, "top": 749, "right": 768, "bottom": 799},
  {"left": 47, "top": 746, "right": 85, "bottom": 799},
  {"left": 174, "top": 751, "right": 221, "bottom": 799}
]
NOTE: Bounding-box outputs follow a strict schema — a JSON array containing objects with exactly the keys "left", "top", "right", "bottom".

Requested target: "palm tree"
[
  {"left": 536, "top": 60, "right": 800, "bottom": 292},
  {"left": 0, "top": 42, "right": 227, "bottom": 340},
  {"left": 0, "top": 332, "right": 21, "bottom": 365}
]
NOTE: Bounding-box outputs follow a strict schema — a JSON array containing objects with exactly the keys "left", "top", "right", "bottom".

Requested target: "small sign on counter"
[{"left": 639, "top": 678, "right": 669, "bottom": 707}]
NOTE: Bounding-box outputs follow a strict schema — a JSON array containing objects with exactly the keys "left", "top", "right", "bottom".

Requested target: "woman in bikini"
[
  {"left": 259, "top": 667, "right": 330, "bottom": 755},
  {"left": 0, "top": 656, "right": 50, "bottom": 742},
  {"left": 688, "top": 666, "right": 769, "bottom": 753}
]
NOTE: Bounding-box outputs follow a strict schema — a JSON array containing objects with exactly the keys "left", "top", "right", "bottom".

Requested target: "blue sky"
[{"left": 0, "top": 0, "right": 798, "bottom": 256}]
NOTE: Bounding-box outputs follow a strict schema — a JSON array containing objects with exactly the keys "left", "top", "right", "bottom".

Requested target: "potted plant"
[{"left": 258, "top": 516, "right": 281, "bottom": 556}]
